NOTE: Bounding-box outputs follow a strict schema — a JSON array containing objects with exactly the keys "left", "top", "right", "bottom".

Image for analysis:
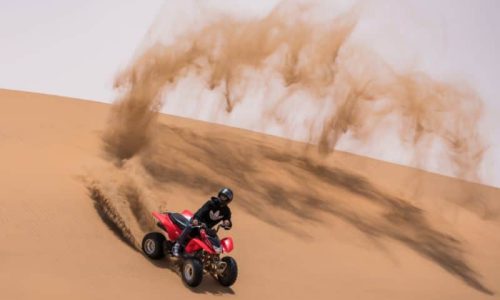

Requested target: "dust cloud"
[{"left": 103, "top": 2, "right": 485, "bottom": 184}]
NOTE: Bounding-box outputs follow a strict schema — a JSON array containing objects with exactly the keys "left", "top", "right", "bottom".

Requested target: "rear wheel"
[
  {"left": 217, "top": 256, "right": 238, "bottom": 287},
  {"left": 182, "top": 259, "right": 204, "bottom": 287},
  {"left": 142, "top": 232, "right": 166, "bottom": 259}
]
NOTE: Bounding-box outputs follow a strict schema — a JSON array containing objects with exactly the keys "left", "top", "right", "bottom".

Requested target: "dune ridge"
[{"left": 1, "top": 89, "right": 499, "bottom": 299}]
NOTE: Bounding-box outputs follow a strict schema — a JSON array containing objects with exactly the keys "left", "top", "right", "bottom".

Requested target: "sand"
[{"left": 0, "top": 88, "right": 499, "bottom": 300}]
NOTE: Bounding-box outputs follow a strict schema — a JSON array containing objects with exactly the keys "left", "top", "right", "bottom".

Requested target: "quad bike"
[{"left": 141, "top": 210, "right": 237, "bottom": 287}]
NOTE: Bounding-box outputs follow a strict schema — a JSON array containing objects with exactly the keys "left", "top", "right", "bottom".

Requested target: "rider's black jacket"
[{"left": 193, "top": 197, "right": 232, "bottom": 229}]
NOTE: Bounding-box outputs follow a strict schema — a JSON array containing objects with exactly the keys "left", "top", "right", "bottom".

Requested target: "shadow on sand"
[
  {"left": 132, "top": 124, "right": 493, "bottom": 295},
  {"left": 145, "top": 255, "right": 235, "bottom": 295}
]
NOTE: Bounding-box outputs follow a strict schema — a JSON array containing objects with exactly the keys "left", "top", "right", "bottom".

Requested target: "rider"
[{"left": 172, "top": 187, "right": 233, "bottom": 257}]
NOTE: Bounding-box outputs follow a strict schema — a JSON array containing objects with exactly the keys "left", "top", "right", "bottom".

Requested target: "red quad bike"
[{"left": 141, "top": 210, "right": 238, "bottom": 287}]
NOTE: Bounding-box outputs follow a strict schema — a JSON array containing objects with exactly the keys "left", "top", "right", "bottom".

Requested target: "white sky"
[
  {"left": 0, "top": 0, "right": 499, "bottom": 187},
  {"left": 0, "top": 0, "right": 164, "bottom": 101}
]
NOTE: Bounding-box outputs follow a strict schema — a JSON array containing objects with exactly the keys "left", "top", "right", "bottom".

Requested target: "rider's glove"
[{"left": 222, "top": 220, "right": 232, "bottom": 229}]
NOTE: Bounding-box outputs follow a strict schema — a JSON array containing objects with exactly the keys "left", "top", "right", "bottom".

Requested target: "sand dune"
[{"left": 0, "top": 88, "right": 499, "bottom": 299}]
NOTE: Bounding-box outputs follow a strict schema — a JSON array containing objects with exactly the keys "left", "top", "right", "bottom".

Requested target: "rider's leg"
[
  {"left": 177, "top": 225, "right": 193, "bottom": 248},
  {"left": 172, "top": 225, "right": 193, "bottom": 256}
]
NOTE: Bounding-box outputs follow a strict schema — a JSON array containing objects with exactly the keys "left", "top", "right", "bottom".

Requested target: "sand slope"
[{"left": 0, "top": 89, "right": 499, "bottom": 300}]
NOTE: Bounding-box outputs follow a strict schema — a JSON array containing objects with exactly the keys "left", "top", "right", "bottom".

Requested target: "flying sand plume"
[{"left": 103, "top": 3, "right": 485, "bottom": 184}]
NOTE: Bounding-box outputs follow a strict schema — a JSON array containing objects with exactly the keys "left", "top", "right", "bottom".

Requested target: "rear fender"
[
  {"left": 221, "top": 237, "right": 234, "bottom": 253},
  {"left": 181, "top": 210, "right": 193, "bottom": 220},
  {"left": 185, "top": 238, "right": 216, "bottom": 254},
  {"left": 152, "top": 211, "right": 181, "bottom": 240}
]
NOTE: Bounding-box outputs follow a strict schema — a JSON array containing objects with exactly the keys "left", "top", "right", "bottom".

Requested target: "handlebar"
[{"left": 216, "top": 224, "right": 231, "bottom": 232}]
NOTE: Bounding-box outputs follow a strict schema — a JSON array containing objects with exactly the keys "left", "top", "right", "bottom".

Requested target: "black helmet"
[{"left": 218, "top": 187, "right": 233, "bottom": 204}]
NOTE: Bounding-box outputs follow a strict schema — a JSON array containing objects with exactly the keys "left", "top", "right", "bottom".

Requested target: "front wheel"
[
  {"left": 182, "top": 259, "right": 204, "bottom": 287},
  {"left": 217, "top": 256, "right": 238, "bottom": 287},
  {"left": 142, "top": 232, "right": 166, "bottom": 259}
]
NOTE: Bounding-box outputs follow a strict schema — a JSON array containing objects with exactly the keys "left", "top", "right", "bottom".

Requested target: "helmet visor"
[
  {"left": 218, "top": 188, "right": 233, "bottom": 204},
  {"left": 220, "top": 194, "right": 229, "bottom": 202}
]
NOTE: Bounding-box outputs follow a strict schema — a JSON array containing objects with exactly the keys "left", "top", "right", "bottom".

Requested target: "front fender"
[{"left": 221, "top": 237, "right": 234, "bottom": 253}]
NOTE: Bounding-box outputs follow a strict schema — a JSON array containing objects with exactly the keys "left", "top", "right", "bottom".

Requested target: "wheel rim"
[
  {"left": 184, "top": 263, "right": 194, "bottom": 282},
  {"left": 144, "top": 239, "right": 156, "bottom": 254}
]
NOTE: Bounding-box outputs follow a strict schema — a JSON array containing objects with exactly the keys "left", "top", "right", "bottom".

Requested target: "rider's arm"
[{"left": 222, "top": 207, "right": 232, "bottom": 228}]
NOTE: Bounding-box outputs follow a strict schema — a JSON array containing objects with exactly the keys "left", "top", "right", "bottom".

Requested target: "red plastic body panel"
[
  {"left": 185, "top": 237, "right": 216, "bottom": 254},
  {"left": 221, "top": 237, "right": 234, "bottom": 253},
  {"left": 152, "top": 211, "right": 182, "bottom": 241},
  {"left": 181, "top": 210, "right": 194, "bottom": 219},
  {"left": 151, "top": 210, "right": 234, "bottom": 255}
]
